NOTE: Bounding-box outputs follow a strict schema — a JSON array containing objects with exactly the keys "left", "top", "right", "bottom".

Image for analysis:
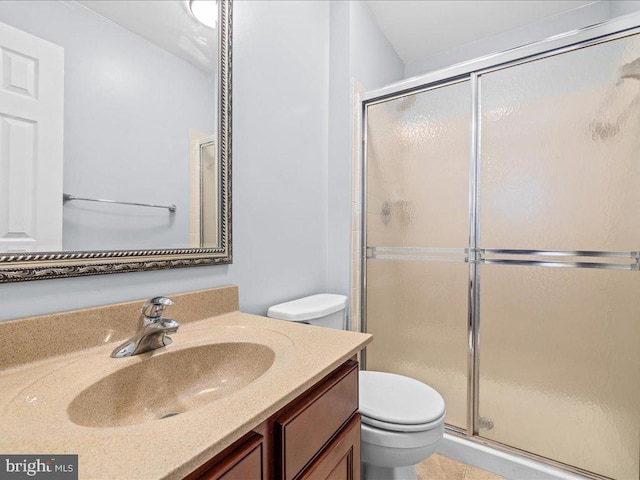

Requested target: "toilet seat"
[
  {"left": 361, "top": 410, "right": 446, "bottom": 433},
  {"left": 359, "top": 371, "right": 446, "bottom": 432}
]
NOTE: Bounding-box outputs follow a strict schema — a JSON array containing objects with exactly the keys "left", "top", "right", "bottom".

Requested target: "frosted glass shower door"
[
  {"left": 365, "top": 81, "right": 471, "bottom": 429},
  {"left": 478, "top": 34, "right": 640, "bottom": 479}
]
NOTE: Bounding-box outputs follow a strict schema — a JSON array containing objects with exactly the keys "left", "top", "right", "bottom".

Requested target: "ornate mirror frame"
[{"left": 0, "top": 0, "right": 232, "bottom": 283}]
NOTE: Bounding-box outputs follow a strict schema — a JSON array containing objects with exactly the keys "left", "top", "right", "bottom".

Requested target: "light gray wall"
[
  {"left": 350, "top": 1, "right": 405, "bottom": 91},
  {"left": 326, "top": 1, "right": 404, "bottom": 304},
  {"left": 1, "top": 0, "right": 331, "bottom": 322},
  {"left": 231, "top": 0, "right": 330, "bottom": 310},
  {"left": 610, "top": 0, "right": 640, "bottom": 17},
  {"left": 327, "top": 1, "right": 352, "bottom": 302},
  {"left": 0, "top": 1, "right": 216, "bottom": 251}
]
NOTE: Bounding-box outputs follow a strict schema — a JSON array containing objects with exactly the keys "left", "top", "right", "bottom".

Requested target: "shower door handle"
[{"left": 479, "top": 249, "right": 640, "bottom": 271}]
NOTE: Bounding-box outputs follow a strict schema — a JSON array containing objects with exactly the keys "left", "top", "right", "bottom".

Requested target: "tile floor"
[{"left": 417, "top": 454, "right": 506, "bottom": 480}]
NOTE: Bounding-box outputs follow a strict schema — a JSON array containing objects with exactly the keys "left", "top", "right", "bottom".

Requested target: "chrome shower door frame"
[{"left": 360, "top": 12, "right": 640, "bottom": 480}]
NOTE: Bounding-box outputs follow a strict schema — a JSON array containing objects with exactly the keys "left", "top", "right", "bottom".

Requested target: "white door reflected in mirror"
[
  {"left": 0, "top": 21, "right": 63, "bottom": 253},
  {"left": 189, "top": 133, "right": 219, "bottom": 248}
]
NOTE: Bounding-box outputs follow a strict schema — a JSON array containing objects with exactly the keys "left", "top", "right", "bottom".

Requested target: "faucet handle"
[{"left": 142, "top": 296, "right": 175, "bottom": 319}]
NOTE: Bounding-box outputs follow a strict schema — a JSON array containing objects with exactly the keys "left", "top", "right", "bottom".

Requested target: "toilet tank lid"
[{"left": 266, "top": 294, "right": 347, "bottom": 321}]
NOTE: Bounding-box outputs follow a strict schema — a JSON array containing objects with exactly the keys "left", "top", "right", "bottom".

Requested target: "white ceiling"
[
  {"left": 365, "top": 0, "right": 598, "bottom": 64},
  {"left": 76, "top": 0, "right": 217, "bottom": 73}
]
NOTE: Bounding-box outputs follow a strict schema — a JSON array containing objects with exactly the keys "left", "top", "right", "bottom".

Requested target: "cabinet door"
[
  {"left": 185, "top": 432, "right": 263, "bottom": 480},
  {"left": 276, "top": 360, "right": 358, "bottom": 480},
  {"left": 299, "top": 414, "right": 361, "bottom": 480}
]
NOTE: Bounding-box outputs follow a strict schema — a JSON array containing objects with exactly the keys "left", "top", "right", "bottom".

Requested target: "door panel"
[
  {"left": 365, "top": 81, "right": 471, "bottom": 430},
  {"left": 0, "top": 21, "right": 63, "bottom": 252},
  {"left": 478, "top": 32, "right": 640, "bottom": 479}
]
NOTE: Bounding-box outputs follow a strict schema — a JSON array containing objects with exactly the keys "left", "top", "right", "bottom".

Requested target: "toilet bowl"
[
  {"left": 267, "top": 294, "right": 446, "bottom": 480},
  {"left": 359, "top": 370, "right": 445, "bottom": 480}
]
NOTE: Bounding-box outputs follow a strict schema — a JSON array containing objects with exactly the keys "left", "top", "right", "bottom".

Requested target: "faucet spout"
[{"left": 111, "top": 297, "right": 180, "bottom": 358}]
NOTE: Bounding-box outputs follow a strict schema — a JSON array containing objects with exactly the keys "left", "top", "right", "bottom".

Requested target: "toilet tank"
[{"left": 266, "top": 294, "right": 348, "bottom": 330}]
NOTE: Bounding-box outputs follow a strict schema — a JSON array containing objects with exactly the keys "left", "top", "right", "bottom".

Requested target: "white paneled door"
[{"left": 0, "top": 20, "right": 63, "bottom": 252}]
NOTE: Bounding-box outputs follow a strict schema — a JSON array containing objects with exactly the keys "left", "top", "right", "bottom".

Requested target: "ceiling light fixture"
[{"left": 189, "top": 0, "right": 218, "bottom": 29}]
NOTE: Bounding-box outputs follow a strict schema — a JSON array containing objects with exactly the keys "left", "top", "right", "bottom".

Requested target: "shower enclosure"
[{"left": 361, "top": 17, "right": 640, "bottom": 480}]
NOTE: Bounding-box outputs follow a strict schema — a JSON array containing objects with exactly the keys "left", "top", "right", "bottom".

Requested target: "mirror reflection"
[{"left": 0, "top": 0, "right": 220, "bottom": 253}]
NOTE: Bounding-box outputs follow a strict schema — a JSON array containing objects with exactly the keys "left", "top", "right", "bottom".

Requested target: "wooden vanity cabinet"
[{"left": 185, "top": 359, "right": 360, "bottom": 480}]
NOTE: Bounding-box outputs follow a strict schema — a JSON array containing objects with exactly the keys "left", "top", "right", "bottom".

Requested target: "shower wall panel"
[
  {"left": 365, "top": 82, "right": 471, "bottom": 429},
  {"left": 478, "top": 33, "right": 640, "bottom": 479},
  {"left": 367, "top": 260, "right": 469, "bottom": 428},
  {"left": 480, "top": 35, "right": 640, "bottom": 252},
  {"left": 479, "top": 266, "right": 640, "bottom": 479}
]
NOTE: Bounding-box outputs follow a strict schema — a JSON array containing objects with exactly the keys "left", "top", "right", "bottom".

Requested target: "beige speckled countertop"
[{"left": 0, "top": 286, "right": 372, "bottom": 479}]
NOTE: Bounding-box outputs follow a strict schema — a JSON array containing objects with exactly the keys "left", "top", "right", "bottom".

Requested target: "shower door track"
[
  {"left": 446, "top": 429, "right": 607, "bottom": 480},
  {"left": 359, "top": 13, "right": 640, "bottom": 480}
]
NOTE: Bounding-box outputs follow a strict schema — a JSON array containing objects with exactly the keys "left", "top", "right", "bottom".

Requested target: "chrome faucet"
[{"left": 111, "top": 296, "right": 180, "bottom": 358}]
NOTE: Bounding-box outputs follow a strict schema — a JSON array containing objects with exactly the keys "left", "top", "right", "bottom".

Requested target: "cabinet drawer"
[{"left": 276, "top": 360, "right": 358, "bottom": 480}]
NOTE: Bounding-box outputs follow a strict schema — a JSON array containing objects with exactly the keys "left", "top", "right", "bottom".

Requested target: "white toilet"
[{"left": 267, "top": 294, "right": 446, "bottom": 480}]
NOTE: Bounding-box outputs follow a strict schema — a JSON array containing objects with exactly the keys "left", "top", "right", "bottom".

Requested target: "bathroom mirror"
[{"left": 0, "top": 0, "right": 232, "bottom": 282}]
